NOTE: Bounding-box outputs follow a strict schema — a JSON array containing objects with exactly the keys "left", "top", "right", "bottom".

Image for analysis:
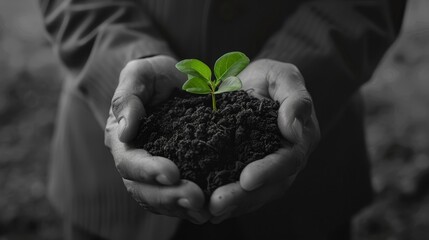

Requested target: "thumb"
[
  {"left": 111, "top": 93, "right": 146, "bottom": 143},
  {"left": 278, "top": 91, "right": 313, "bottom": 144},
  {"left": 111, "top": 60, "right": 153, "bottom": 143}
]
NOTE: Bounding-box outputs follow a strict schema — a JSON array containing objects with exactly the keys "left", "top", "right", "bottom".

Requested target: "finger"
[
  {"left": 239, "top": 146, "right": 301, "bottom": 191},
  {"left": 209, "top": 179, "right": 292, "bottom": 224},
  {"left": 106, "top": 111, "right": 180, "bottom": 185},
  {"left": 186, "top": 209, "right": 212, "bottom": 225},
  {"left": 124, "top": 179, "right": 205, "bottom": 210},
  {"left": 114, "top": 94, "right": 146, "bottom": 143},
  {"left": 240, "top": 61, "right": 313, "bottom": 144},
  {"left": 277, "top": 91, "right": 313, "bottom": 144},
  {"left": 239, "top": 63, "right": 268, "bottom": 99},
  {"left": 264, "top": 64, "right": 313, "bottom": 144},
  {"left": 125, "top": 179, "right": 209, "bottom": 223},
  {"left": 117, "top": 153, "right": 181, "bottom": 185},
  {"left": 209, "top": 182, "right": 243, "bottom": 220},
  {"left": 111, "top": 60, "right": 154, "bottom": 142}
]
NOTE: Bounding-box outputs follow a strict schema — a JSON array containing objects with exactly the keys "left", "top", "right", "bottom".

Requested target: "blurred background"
[{"left": 0, "top": 0, "right": 428, "bottom": 239}]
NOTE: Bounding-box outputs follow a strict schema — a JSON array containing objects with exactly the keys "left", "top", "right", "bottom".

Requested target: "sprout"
[{"left": 175, "top": 51, "right": 250, "bottom": 111}]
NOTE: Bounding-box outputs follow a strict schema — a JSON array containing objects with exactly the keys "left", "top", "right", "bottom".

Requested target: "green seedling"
[{"left": 175, "top": 51, "right": 250, "bottom": 111}]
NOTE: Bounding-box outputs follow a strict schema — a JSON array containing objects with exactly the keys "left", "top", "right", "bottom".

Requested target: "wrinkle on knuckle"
[
  {"left": 123, "top": 59, "right": 140, "bottom": 72},
  {"left": 301, "top": 94, "right": 313, "bottom": 110},
  {"left": 289, "top": 72, "right": 304, "bottom": 86},
  {"left": 119, "top": 62, "right": 138, "bottom": 84},
  {"left": 256, "top": 58, "right": 271, "bottom": 66},
  {"left": 286, "top": 63, "right": 300, "bottom": 75},
  {"left": 111, "top": 94, "right": 127, "bottom": 117}
]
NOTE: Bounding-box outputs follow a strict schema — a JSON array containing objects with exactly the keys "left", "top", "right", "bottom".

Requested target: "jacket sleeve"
[
  {"left": 40, "top": 0, "right": 175, "bottom": 126},
  {"left": 255, "top": 0, "right": 405, "bottom": 136}
]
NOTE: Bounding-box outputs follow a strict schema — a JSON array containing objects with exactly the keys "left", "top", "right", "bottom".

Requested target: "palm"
[
  {"left": 208, "top": 59, "right": 320, "bottom": 223},
  {"left": 105, "top": 55, "right": 210, "bottom": 224}
]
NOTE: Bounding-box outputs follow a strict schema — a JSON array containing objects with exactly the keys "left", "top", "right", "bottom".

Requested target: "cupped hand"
[
  {"left": 209, "top": 59, "right": 321, "bottom": 223},
  {"left": 104, "top": 55, "right": 210, "bottom": 224}
]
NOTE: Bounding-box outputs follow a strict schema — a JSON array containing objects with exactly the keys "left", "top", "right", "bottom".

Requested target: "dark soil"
[{"left": 133, "top": 90, "right": 282, "bottom": 196}]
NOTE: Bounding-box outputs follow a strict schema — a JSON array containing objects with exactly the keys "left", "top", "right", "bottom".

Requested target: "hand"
[
  {"left": 104, "top": 55, "right": 211, "bottom": 224},
  {"left": 209, "top": 59, "right": 321, "bottom": 223}
]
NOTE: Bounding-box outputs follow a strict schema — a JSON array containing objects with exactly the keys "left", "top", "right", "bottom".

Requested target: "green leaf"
[
  {"left": 214, "top": 52, "right": 250, "bottom": 82},
  {"left": 214, "top": 76, "right": 242, "bottom": 94},
  {"left": 176, "top": 59, "right": 212, "bottom": 82},
  {"left": 182, "top": 77, "right": 212, "bottom": 94}
]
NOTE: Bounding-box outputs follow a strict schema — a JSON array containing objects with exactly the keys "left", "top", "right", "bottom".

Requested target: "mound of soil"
[{"left": 133, "top": 90, "right": 282, "bottom": 196}]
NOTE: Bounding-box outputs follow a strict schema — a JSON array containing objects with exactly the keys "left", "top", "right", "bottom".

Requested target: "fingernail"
[
  {"left": 213, "top": 205, "right": 237, "bottom": 217},
  {"left": 118, "top": 117, "right": 127, "bottom": 138},
  {"left": 156, "top": 174, "right": 173, "bottom": 185},
  {"left": 292, "top": 118, "right": 303, "bottom": 142},
  {"left": 178, "top": 198, "right": 196, "bottom": 210}
]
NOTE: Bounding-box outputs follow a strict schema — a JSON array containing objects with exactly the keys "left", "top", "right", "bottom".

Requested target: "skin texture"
[
  {"left": 104, "top": 55, "right": 320, "bottom": 224},
  {"left": 209, "top": 59, "right": 320, "bottom": 223}
]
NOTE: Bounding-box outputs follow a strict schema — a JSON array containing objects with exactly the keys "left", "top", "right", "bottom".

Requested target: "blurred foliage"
[
  {"left": 0, "top": 0, "right": 62, "bottom": 239},
  {"left": 353, "top": 0, "right": 429, "bottom": 238}
]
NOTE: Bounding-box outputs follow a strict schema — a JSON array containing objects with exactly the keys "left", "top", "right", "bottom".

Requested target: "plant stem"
[{"left": 211, "top": 92, "right": 217, "bottom": 111}]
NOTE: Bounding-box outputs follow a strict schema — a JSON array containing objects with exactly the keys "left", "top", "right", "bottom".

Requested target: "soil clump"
[{"left": 133, "top": 90, "right": 282, "bottom": 196}]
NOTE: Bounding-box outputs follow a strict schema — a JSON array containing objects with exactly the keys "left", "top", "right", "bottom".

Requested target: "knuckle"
[
  {"left": 288, "top": 67, "right": 304, "bottom": 84},
  {"left": 258, "top": 58, "right": 274, "bottom": 66},
  {"left": 281, "top": 63, "right": 305, "bottom": 85},
  {"left": 300, "top": 94, "right": 313, "bottom": 110},
  {"left": 121, "top": 59, "right": 151, "bottom": 82},
  {"left": 284, "top": 63, "right": 300, "bottom": 74},
  {"left": 293, "top": 90, "right": 313, "bottom": 121},
  {"left": 119, "top": 63, "right": 133, "bottom": 83},
  {"left": 122, "top": 59, "right": 140, "bottom": 74},
  {"left": 111, "top": 93, "right": 127, "bottom": 118},
  {"left": 268, "top": 62, "right": 304, "bottom": 86}
]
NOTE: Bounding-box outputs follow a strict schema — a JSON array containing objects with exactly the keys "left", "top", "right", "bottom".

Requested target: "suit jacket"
[{"left": 40, "top": 0, "right": 405, "bottom": 239}]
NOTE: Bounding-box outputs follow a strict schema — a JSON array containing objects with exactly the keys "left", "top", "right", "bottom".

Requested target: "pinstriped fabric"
[
  {"left": 67, "top": 186, "right": 178, "bottom": 240},
  {"left": 256, "top": 1, "right": 395, "bottom": 137},
  {"left": 49, "top": 81, "right": 179, "bottom": 240},
  {"left": 139, "top": 0, "right": 208, "bottom": 59},
  {"left": 42, "top": 0, "right": 178, "bottom": 238}
]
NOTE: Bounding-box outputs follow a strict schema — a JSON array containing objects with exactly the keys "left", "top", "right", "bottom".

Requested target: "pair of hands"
[{"left": 104, "top": 55, "right": 320, "bottom": 224}]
